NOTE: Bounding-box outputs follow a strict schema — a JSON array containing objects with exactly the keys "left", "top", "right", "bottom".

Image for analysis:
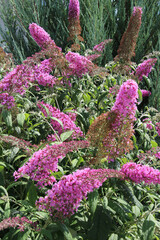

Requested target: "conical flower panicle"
[
  {"left": 87, "top": 80, "right": 138, "bottom": 163},
  {"left": 120, "top": 162, "right": 160, "bottom": 184},
  {"left": 14, "top": 140, "right": 89, "bottom": 187},
  {"left": 115, "top": 7, "right": 142, "bottom": 63},
  {"left": 135, "top": 58, "right": 157, "bottom": 81},
  {"left": 68, "top": 0, "right": 84, "bottom": 51},
  {"left": 0, "top": 217, "right": 37, "bottom": 232},
  {"left": 36, "top": 168, "right": 124, "bottom": 220},
  {"left": 93, "top": 39, "right": 112, "bottom": 53},
  {"left": 65, "top": 51, "right": 94, "bottom": 77},
  {"left": 29, "top": 23, "right": 55, "bottom": 49}
]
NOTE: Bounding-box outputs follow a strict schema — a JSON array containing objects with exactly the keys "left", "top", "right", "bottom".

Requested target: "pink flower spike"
[
  {"left": 135, "top": 58, "right": 157, "bottom": 81},
  {"left": 141, "top": 89, "right": 151, "bottom": 97},
  {"left": 0, "top": 217, "right": 37, "bottom": 232},
  {"left": 66, "top": 51, "right": 94, "bottom": 77},
  {"left": 29, "top": 23, "right": 54, "bottom": 48},
  {"left": 69, "top": 0, "right": 80, "bottom": 20},
  {"left": 36, "top": 168, "right": 124, "bottom": 220},
  {"left": 120, "top": 162, "right": 160, "bottom": 184},
  {"left": 14, "top": 141, "right": 89, "bottom": 187},
  {"left": 93, "top": 39, "right": 112, "bottom": 52}
]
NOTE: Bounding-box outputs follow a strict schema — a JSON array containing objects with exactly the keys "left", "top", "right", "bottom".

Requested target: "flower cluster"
[
  {"left": 87, "top": 80, "right": 138, "bottom": 163},
  {"left": 143, "top": 118, "right": 153, "bottom": 130},
  {"left": 68, "top": 0, "right": 80, "bottom": 20},
  {"left": 135, "top": 58, "right": 157, "bottom": 81},
  {"left": 33, "top": 59, "right": 58, "bottom": 87},
  {"left": 104, "top": 80, "right": 138, "bottom": 161},
  {"left": 0, "top": 93, "right": 15, "bottom": 109},
  {"left": 0, "top": 58, "right": 59, "bottom": 108},
  {"left": 112, "top": 79, "right": 138, "bottom": 120},
  {"left": 36, "top": 168, "right": 124, "bottom": 219},
  {"left": 115, "top": 7, "right": 142, "bottom": 63},
  {"left": 68, "top": 0, "right": 84, "bottom": 51},
  {"left": 93, "top": 39, "right": 112, "bottom": 52},
  {"left": 141, "top": 89, "right": 151, "bottom": 97},
  {"left": 120, "top": 162, "right": 160, "bottom": 184},
  {"left": 37, "top": 101, "right": 83, "bottom": 139},
  {"left": 14, "top": 140, "right": 89, "bottom": 187},
  {"left": 29, "top": 23, "right": 55, "bottom": 49},
  {"left": 66, "top": 51, "right": 94, "bottom": 77},
  {"left": 0, "top": 217, "right": 35, "bottom": 232},
  {"left": 0, "top": 64, "right": 29, "bottom": 94}
]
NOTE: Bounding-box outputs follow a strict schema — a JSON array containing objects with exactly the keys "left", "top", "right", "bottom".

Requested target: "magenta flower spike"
[
  {"left": 69, "top": 0, "right": 80, "bottom": 20},
  {"left": 93, "top": 39, "right": 112, "bottom": 53},
  {"left": 87, "top": 79, "right": 138, "bottom": 163},
  {"left": 135, "top": 58, "right": 157, "bottom": 81},
  {"left": 36, "top": 168, "right": 124, "bottom": 219},
  {"left": 112, "top": 79, "right": 138, "bottom": 120},
  {"left": 29, "top": 23, "right": 54, "bottom": 48},
  {"left": 66, "top": 51, "right": 94, "bottom": 77},
  {"left": 14, "top": 141, "right": 89, "bottom": 187},
  {"left": 121, "top": 162, "right": 160, "bottom": 184},
  {"left": 141, "top": 89, "right": 151, "bottom": 97},
  {"left": 68, "top": 0, "right": 83, "bottom": 51}
]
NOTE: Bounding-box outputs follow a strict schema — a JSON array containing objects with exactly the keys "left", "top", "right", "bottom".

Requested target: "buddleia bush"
[{"left": 1, "top": 1, "right": 160, "bottom": 240}]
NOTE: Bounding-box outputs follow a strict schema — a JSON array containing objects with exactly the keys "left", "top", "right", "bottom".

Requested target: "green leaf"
[
  {"left": 60, "top": 130, "right": 74, "bottom": 142},
  {"left": 39, "top": 103, "right": 50, "bottom": 116},
  {"left": 83, "top": 93, "right": 91, "bottom": 104},
  {"left": 41, "top": 229, "right": 53, "bottom": 240},
  {"left": 17, "top": 112, "right": 26, "bottom": 127},
  {"left": 97, "top": 91, "right": 108, "bottom": 103},
  {"left": 108, "top": 233, "right": 118, "bottom": 240},
  {"left": 132, "top": 205, "right": 140, "bottom": 217},
  {"left": 15, "top": 126, "right": 21, "bottom": 134},
  {"left": 0, "top": 166, "right": 4, "bottom": 186},
  {"left": 13, "top": 155, "right": 27, "bottom": 163},
  {"left": 138, "top": 89, "right": 143, "bottom": 104},
  {"left": 58, "top": 223, "right": 74, "bottom": 240},
  {"left": 141, "top": 214, "right": 155, "bottom": 240},
  {"left": 88, "top": 190, "right": 99, "bottom": 216},
  {"left": 27, "top": 182, "right": 37, "bottom": 207},
  {"left": 71, "top": 159, "right": 78, "bottom": 168},
  {"left": 35, "top": 211, "right": 49, "bottom": 220},
  {"left": 151, "top": 140, "right": 158, "bottom": 148},
  {"left": 0, "top": 162, "right": 6, "bottom": 168},
  {"left": 2, "top": 109, "right": 12, "bottom": 127},
  {"left": 17, "top": 230, "right": 31, "bottom": 240},
  {"left": 4, "top": 200, "right": 10, "bottom": 218},
  {"left": 7, "top": 181, "right": 27, "bottom": 191},
  {"left": 143, "top": 76, "right": 151, "bottom": 88},
  {"left": 144, "top": 133, "right": 150, "bottom": 142},
  {"left": 0, "top": 186, "right": 10, "bottom": 218},
  {"left": 87, "top": 206, "right": 112, "bottom": 240}
]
